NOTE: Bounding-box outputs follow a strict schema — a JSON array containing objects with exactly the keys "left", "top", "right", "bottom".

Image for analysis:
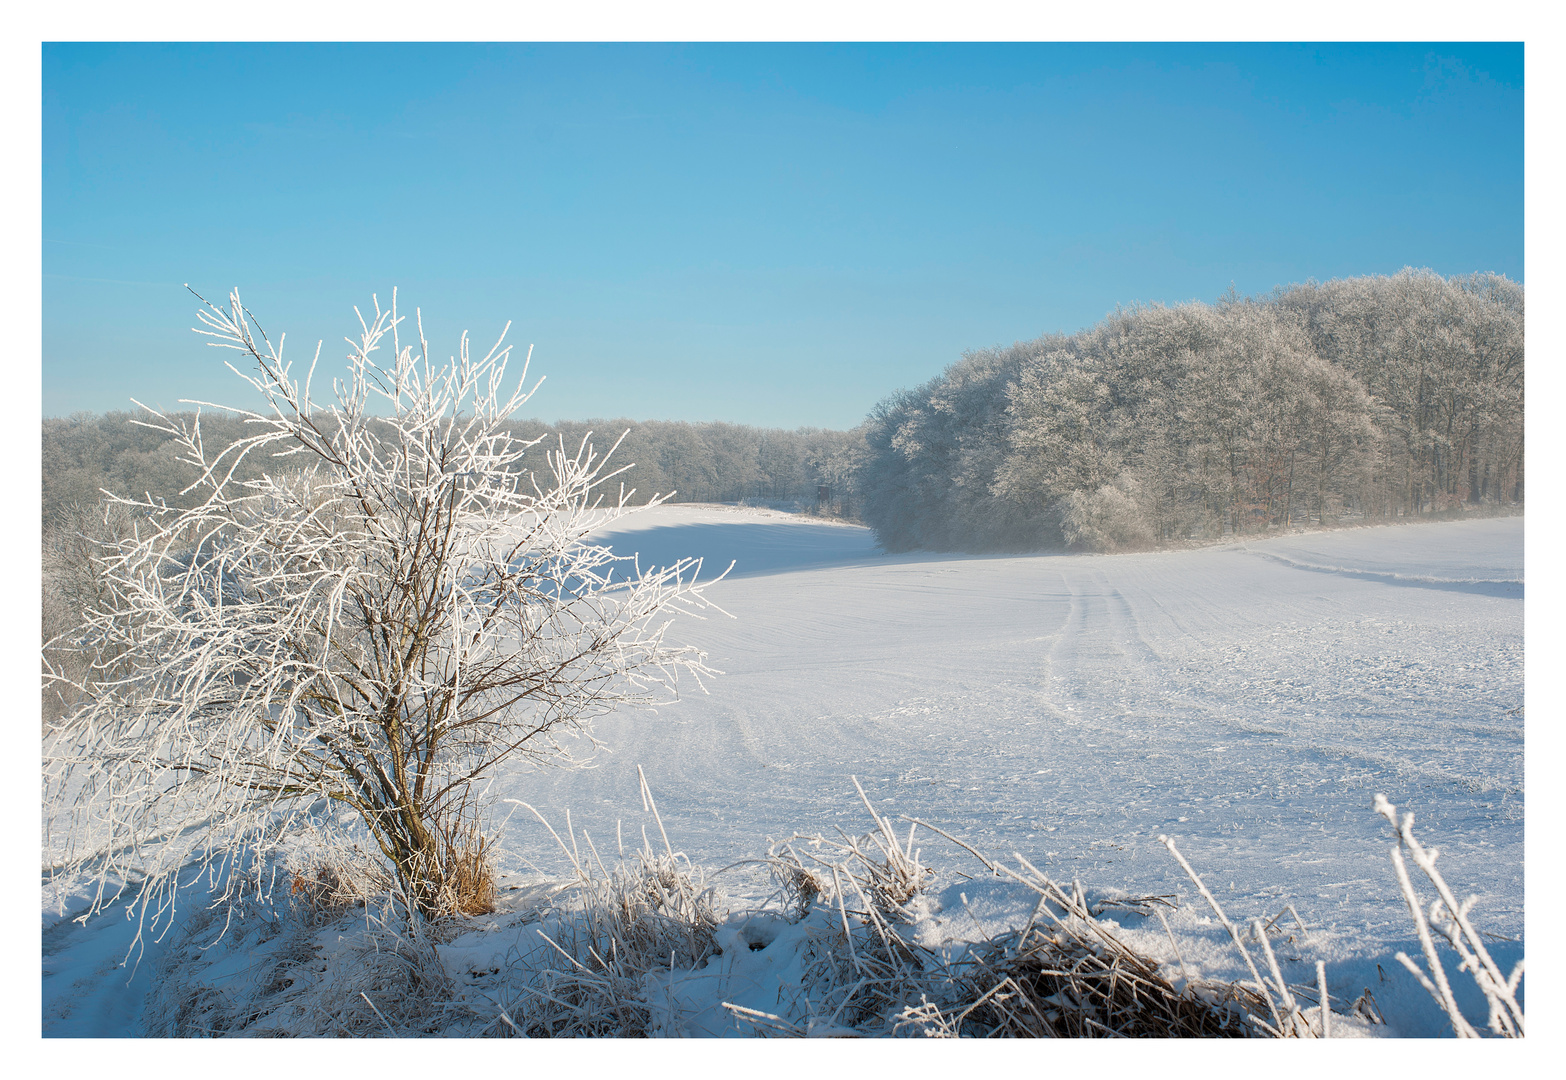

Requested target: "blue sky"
[{"left": 42, "top": 42, "right": 1523, "bottom": 428}]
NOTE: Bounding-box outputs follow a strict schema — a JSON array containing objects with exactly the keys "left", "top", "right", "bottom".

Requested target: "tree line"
[
  {"left": 857, "top": 268, "right": 1523, "bottom": 553},
  {"left": 41, "top": 412, "right": 869, "bottom": 727},
  {"left": 41, "top": 266, "right": 1524, "bottom": 576},
  {"left": 42, "top": 411, "right": 869, "bottom": 525}
]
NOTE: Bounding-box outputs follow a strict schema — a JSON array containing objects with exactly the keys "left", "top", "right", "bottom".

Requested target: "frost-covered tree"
[
  {"left": 861, "top": 341, "right": 1064, "bottom": 552},
  {"left": 858, "top": 270, "right": 1522, "bottom": 554},
  {"left": 805, "top": 425, "right": 871, "bottom": 516},
  {"left": 43, "top": 290, "right": 721, "bottom": 927},
  {"left": 1275, "top": 269, "right": 1524, "bottom": 514}
]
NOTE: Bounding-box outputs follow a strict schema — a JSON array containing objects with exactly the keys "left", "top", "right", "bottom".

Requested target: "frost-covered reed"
[
  {"left": 744, "top": 787, "right": 1273, "bottom": 1038},
  {"left": 135, "top": 781, "right": 1522, "bottom": 1039},
  {"left": 1373, "top": 794, "right": 1524, "bottom": 1038},
  {"left": 490, "top": 767, "right": 724, "bottom": 1037}
]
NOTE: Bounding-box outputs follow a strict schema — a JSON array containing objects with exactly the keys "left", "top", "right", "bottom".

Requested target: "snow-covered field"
[{"left": 42, "top": 507, "right": 1524, "bottom": 1037}]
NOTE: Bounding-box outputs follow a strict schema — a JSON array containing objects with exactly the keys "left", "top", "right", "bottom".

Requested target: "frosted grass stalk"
[{"left": 1159, "top": 835, "right": 1284, "bottom": 1033}]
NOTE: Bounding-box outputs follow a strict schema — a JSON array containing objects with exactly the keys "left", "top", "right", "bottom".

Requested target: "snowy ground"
[
  {"left": 509, "top": 510, "right": 1523, "bottom": 935},
  {"left": 42, "top": 507, "right": 1525, "bottom": 1037}
]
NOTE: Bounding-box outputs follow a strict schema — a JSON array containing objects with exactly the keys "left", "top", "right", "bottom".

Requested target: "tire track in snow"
[
  {"left": 1242, "top": 549, "right": 1523, "bottom": 599},
  {"left": 482, "top": 511, "right": 1521, "bottom": 941}
]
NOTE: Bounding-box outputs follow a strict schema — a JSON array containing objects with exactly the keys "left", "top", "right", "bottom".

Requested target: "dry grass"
[
  {"left": 308, "top": 916, "right": 463, "bottom": 1037},
  {"left": 750, "top": 786, "right": 1279, "bottom": 1038},
  {"left": 923, "top": 900, "right": 1264, "bottom": 1038},
  {"left": 290, "top": 865, "right": 375, "bottom": 918},
  {"left": 283, "top": 805, "right": 494, "bottom": 924},
  {"left": 427, "top": 812, "right": 498, "bottom": 918},
  {"left": 491, "top": 768, "right": 723, "bottom": 1037},
  {"left": 283, "top": 831, "right": 394, "bottom": 925},
  {"left": 739, "top": 781, "right": 947, "bottom": 1034},
  {"left": 139, "top": 777, "right": 1519, "bottom": 1039},
  {"left": 141, "top": 900, "right": 287, "bottom": 1037},
  {"left": 147, "top": 885, "right": 475, "bottom": 1037}
]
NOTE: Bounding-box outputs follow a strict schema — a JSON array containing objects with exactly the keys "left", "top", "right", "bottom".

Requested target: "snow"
[
  {"left": 42, "top": 508, "right": 1524, "bottom": 1038},
  {"left": 515, "top": 510, "right": 1523, "bottom": 937},
  {"left": 42, "top": 892, "right": 162, "bottom": 1036}
]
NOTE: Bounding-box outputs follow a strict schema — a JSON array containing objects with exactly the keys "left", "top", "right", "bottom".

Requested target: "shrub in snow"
[
  {"left": 493, "top": 770, "right": 723, "bottom": 1037},
  {"left": 1059, "top": 474, "right": 1158, "bottom": 553},
  {"left": 43, "top": 289, "right": 721, "bottom": 934}
]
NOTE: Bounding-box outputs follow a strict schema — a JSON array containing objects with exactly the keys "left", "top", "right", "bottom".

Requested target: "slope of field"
[
  {"left": 502, "top": 511, "right": 1524, "bottom": 939},
  {"left": 42, "top": 509, "right": 1525, "bottom": 1036}
]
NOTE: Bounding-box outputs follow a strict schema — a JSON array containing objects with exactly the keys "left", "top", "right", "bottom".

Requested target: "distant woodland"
[
  {"left": 40, "top": 412, "right": 865, "bottom": 725},
  {"left": 858, "top": 268, "right": 1523, "bottom": 553},
  {"left": 41, "top": 414, "right": 866, "bottom": 524},
  {"left": 42, "top": 267, "right": 1522, "bottom": 572}
]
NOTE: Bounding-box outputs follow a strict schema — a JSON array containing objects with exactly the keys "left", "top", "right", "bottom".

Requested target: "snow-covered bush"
[
  {"left": 1058, "top": 474, "right": 1158, "bottom": 552},
  {"left": 43, "top": 289, "right": 722, "bottom": 934},
  {"left": 494, "top": 772, "right": 724, "bottom": 1037}
]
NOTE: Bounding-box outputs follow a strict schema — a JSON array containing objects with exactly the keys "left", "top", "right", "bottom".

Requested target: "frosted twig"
[
  {"left": 1159, "top": 835, "right": 1284, "bottom": 1033},
  {"left": 360, "top": 992, "right": 398, "bottom": 1037},
  {"left": 639, "top": 765, "right": 675, "bottom": 859},
  {"left": 898, "top": 816, "right": 1003, "bottom": 874},
  {"left": 1251, "top": 918, "right": 1305, "bottom": 1036},
  {"left": 1316, "top": 960, "right": 1330, "bottom": 1038},
  {"left": 1374, "top": 795, "right": 1519, "bottom": 1037},
  {"left": 1155, "top": 907, "right": 1193, "bottom": 985}
]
